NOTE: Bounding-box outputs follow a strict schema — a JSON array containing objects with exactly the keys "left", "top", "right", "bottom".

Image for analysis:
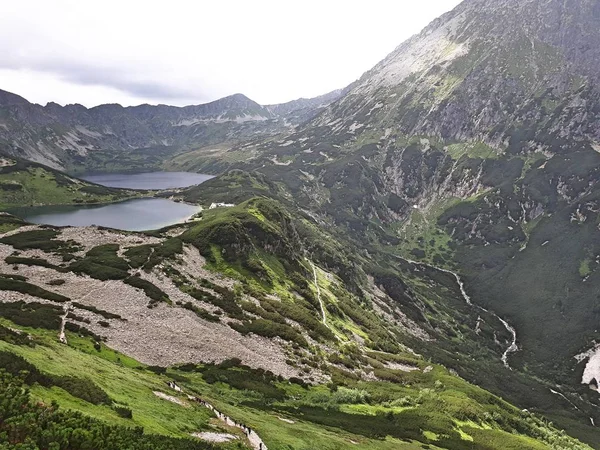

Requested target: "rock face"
[{"left": 309, "top": 0, "right": 600, "bottom": 152}]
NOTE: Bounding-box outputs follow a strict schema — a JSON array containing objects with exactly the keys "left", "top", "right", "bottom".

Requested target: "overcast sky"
[{"left": 0, "top": 0, "right": 462, "bottom": 107}]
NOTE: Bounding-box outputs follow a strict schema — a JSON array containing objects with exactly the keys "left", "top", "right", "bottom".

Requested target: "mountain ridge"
[{"left": 0, "top": 88, "right": 347, "bottom": 171}]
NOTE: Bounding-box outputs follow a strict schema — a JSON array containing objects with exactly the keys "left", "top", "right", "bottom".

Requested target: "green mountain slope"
[
  {"left": 3, "top": 0, "right": 600, "bottom": 448},
  {"left": 0, "top": 204, "right": 591, "bottom": 450},
  {"left": 0, "top": 155, "right": 138, "bottom": 209},
  {"left": 170, "top": 0, "right": 600, "bottom": 445}
]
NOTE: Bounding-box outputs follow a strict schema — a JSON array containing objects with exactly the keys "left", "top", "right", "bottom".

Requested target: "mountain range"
[
  {"left": 2, "top": 0, "right": 600, "bottom": 449},
  {"left": 0, "top": 87, "right": 343, "bottom": 172}
]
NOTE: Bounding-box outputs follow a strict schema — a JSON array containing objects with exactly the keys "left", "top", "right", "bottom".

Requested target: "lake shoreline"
[{"left": 7, "top": 171, "right": 212, "bottom": 231}]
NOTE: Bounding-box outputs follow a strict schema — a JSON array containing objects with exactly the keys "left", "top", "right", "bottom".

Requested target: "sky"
[{"left": 0, "top": 0, "right": 462, "bottom": 108}]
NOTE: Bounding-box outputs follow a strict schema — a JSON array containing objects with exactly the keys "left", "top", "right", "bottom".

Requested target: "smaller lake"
[
  {"left": 81, "top": 172, "right": 214, "bottom": 190},
  {"left": 11, "top": 198, "right": 199, "bottom": 232}
]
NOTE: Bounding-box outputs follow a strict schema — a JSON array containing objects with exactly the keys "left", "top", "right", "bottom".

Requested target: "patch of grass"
[
  {"left": 446, "top": 142, "right": 501, "bottom": 160},
  {"left": 0, "top": 326, "right": 220, "bottom": 439},
  {"left": 579, "top": 259, "right": 592, "bottom": 277}
]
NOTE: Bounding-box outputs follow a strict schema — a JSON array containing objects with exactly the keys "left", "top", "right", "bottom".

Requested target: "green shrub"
[
  {"left": 0, "top": 273, "right": 28, "bottom": 281},
  {"left": 5, "top": 256, "right": 60, "bottom": 269},
  {"left": 0, "top": 301, "right": 63, "bottom": 329},
  {"left": 64, "top": 322, "right": 104, "bottom": 342},
  {"left": 69, "top": 244, "right": 130, "bottom": 280},
  {"left": 0, "top": 277, "right": 70, "bottom": 302},
  {"left": 0, "top": 229, "right": 80, "bottom": 255},
  {"left": 51, "top": 375, "right": 111, "bottom": 405},
  {"left": 69, "top": 259, "right": 128, "bottom": 280},
  {"left": 0, "top": 323, "right": 33, "bottom": 346},
  {"left": 199, "top": 361, "right": 286, "bottom": 400},
  {"left": 331, "top": 387, "right": 371, "bottom": 404},
  {"left": 0, "top": 370, "right": 217, "bottom": 449},
  {"left": 113, "top": 405, "right": 133, "bottom": 419},
  {"left": 124, "top": 244, "right": 155, "bottom": 268},
  {"left": 231, "top": 319, "right": 307, "bottom": 347},
  {"left": 124, "top": 276, "right": 169, "bottom": 305},
  {"left": 186, "top": 286, "right": 244, "bottom": 319},
  {"left": 72, "top": 302, "right": 123, "bottom": 320},
  {"left": 181, "top": 302, "right": 220, "bottom": 322}
]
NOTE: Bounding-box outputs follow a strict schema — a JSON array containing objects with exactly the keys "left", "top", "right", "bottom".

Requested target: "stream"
[{"left": 396, "top": 256, "right": 519, "bottom": 369}]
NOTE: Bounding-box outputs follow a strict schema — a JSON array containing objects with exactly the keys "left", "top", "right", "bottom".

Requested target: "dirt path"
[
  {"left": 397, "top": 256, "right": 519, "bottom": 369},
  {"left": 162, "top": 381, "right": 268, "bottom": 450},
  {"left": 58, "top": 302, "right": 71, "bottom": 344},
  {"left": 184, "top": 391, "right": 268, "bottom": 450}
]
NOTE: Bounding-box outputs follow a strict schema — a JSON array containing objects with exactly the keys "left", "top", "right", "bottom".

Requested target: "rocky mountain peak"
[
  {"left": 309, "top": 0, "right": 600, "bottom": 152},
  {"left": 0, "top": 89, "right": 31, "bottom": 106}
]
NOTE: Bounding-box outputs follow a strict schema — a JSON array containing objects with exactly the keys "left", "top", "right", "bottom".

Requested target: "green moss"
[{"left": 579, "top": 259, "right": 591, "bottom": 277}]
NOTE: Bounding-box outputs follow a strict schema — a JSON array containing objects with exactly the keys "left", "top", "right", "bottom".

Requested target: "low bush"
[
  {"left": 72, "top": 302, "right": 123, "bottom": 320},
  {"left": 0, "top": 323, "right": 33, "bottom": 346},
  {"left": 113, "top": 405, "right": 133, "bottom": 419},
  {"left": 186, "top": 286, "right": 244, "bottom": 319},
  {"left": 0, "top": 370, "right": 217, "bottom": 449},
  {"left": 0, "top": 273, "right": 28, "bottom": 281},
  {"left": 69, "top": 244, "right": 130, "bottom": 280},
  {"left": 199, "top": 360, "right": 286, "bottom": 400},
  {"left": 51, "top": 375, "right": 111, "bottom": 405},
  {"left": 124, "top": 276, "right": 169, "bottom": 305},
  {"left": 0, "top": 277, "right": 70, "bottom": 302},
  {"left": 124, "top": 244, "right": 155, "bottom": 269},
  {"left": 0, "top": 301, "right": 63, "bottom": 329},
  {"left": 5, "top": 256, "right": 60, "bottom": 269},
  {"left": 182, "top": 302, "right": 220, "bottom": 322},
  {"left": 0, "top": 229, "right": 80, "bottom": 255},
  {"left": 64, "top": 322, "right": 104, "bottom": 342},
  {"left": 231, "top": 319, "right": 307, "bottom": 347}
]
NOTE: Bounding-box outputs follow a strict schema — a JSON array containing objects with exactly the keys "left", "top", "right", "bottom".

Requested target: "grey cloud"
[{"left": 0, "top": 53, "right": 211, "bottom": 104}]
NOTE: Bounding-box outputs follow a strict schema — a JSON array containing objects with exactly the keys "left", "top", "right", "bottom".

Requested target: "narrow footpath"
[
  {"left": 165, "top": 382, "right": 268, "bottom": 450},
  {"left": 58, "top": 301, "right": 71, "bottom": 344}
]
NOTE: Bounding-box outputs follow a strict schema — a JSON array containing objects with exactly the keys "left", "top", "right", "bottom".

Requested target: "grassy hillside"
[
  {"left": 0, "top": 311, "right": 588, "bottom": 450},
  {"left": 0, "top": 197, "right": 593, "bottom": 449},
  {"left": 0, "top": 157, "right": 139, "bottom": 209}
]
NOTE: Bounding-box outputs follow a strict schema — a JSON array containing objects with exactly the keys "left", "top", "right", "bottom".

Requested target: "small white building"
[{"left": 209, "top": 202, "right": 234, "bottom": 209}]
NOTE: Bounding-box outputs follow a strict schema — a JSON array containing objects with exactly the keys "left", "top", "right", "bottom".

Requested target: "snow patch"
[{"left": 575, "top": 344, "right": 600, "bottom": 390}]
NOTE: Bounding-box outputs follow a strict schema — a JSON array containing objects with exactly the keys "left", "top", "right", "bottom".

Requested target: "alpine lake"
[{"left": 9, "top": 172, "right": 212, "bottom": 232}]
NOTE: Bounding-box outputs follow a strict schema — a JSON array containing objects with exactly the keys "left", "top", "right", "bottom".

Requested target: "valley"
[{"left": 2, "top": 0, "right": 600, "bottom": 448}]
